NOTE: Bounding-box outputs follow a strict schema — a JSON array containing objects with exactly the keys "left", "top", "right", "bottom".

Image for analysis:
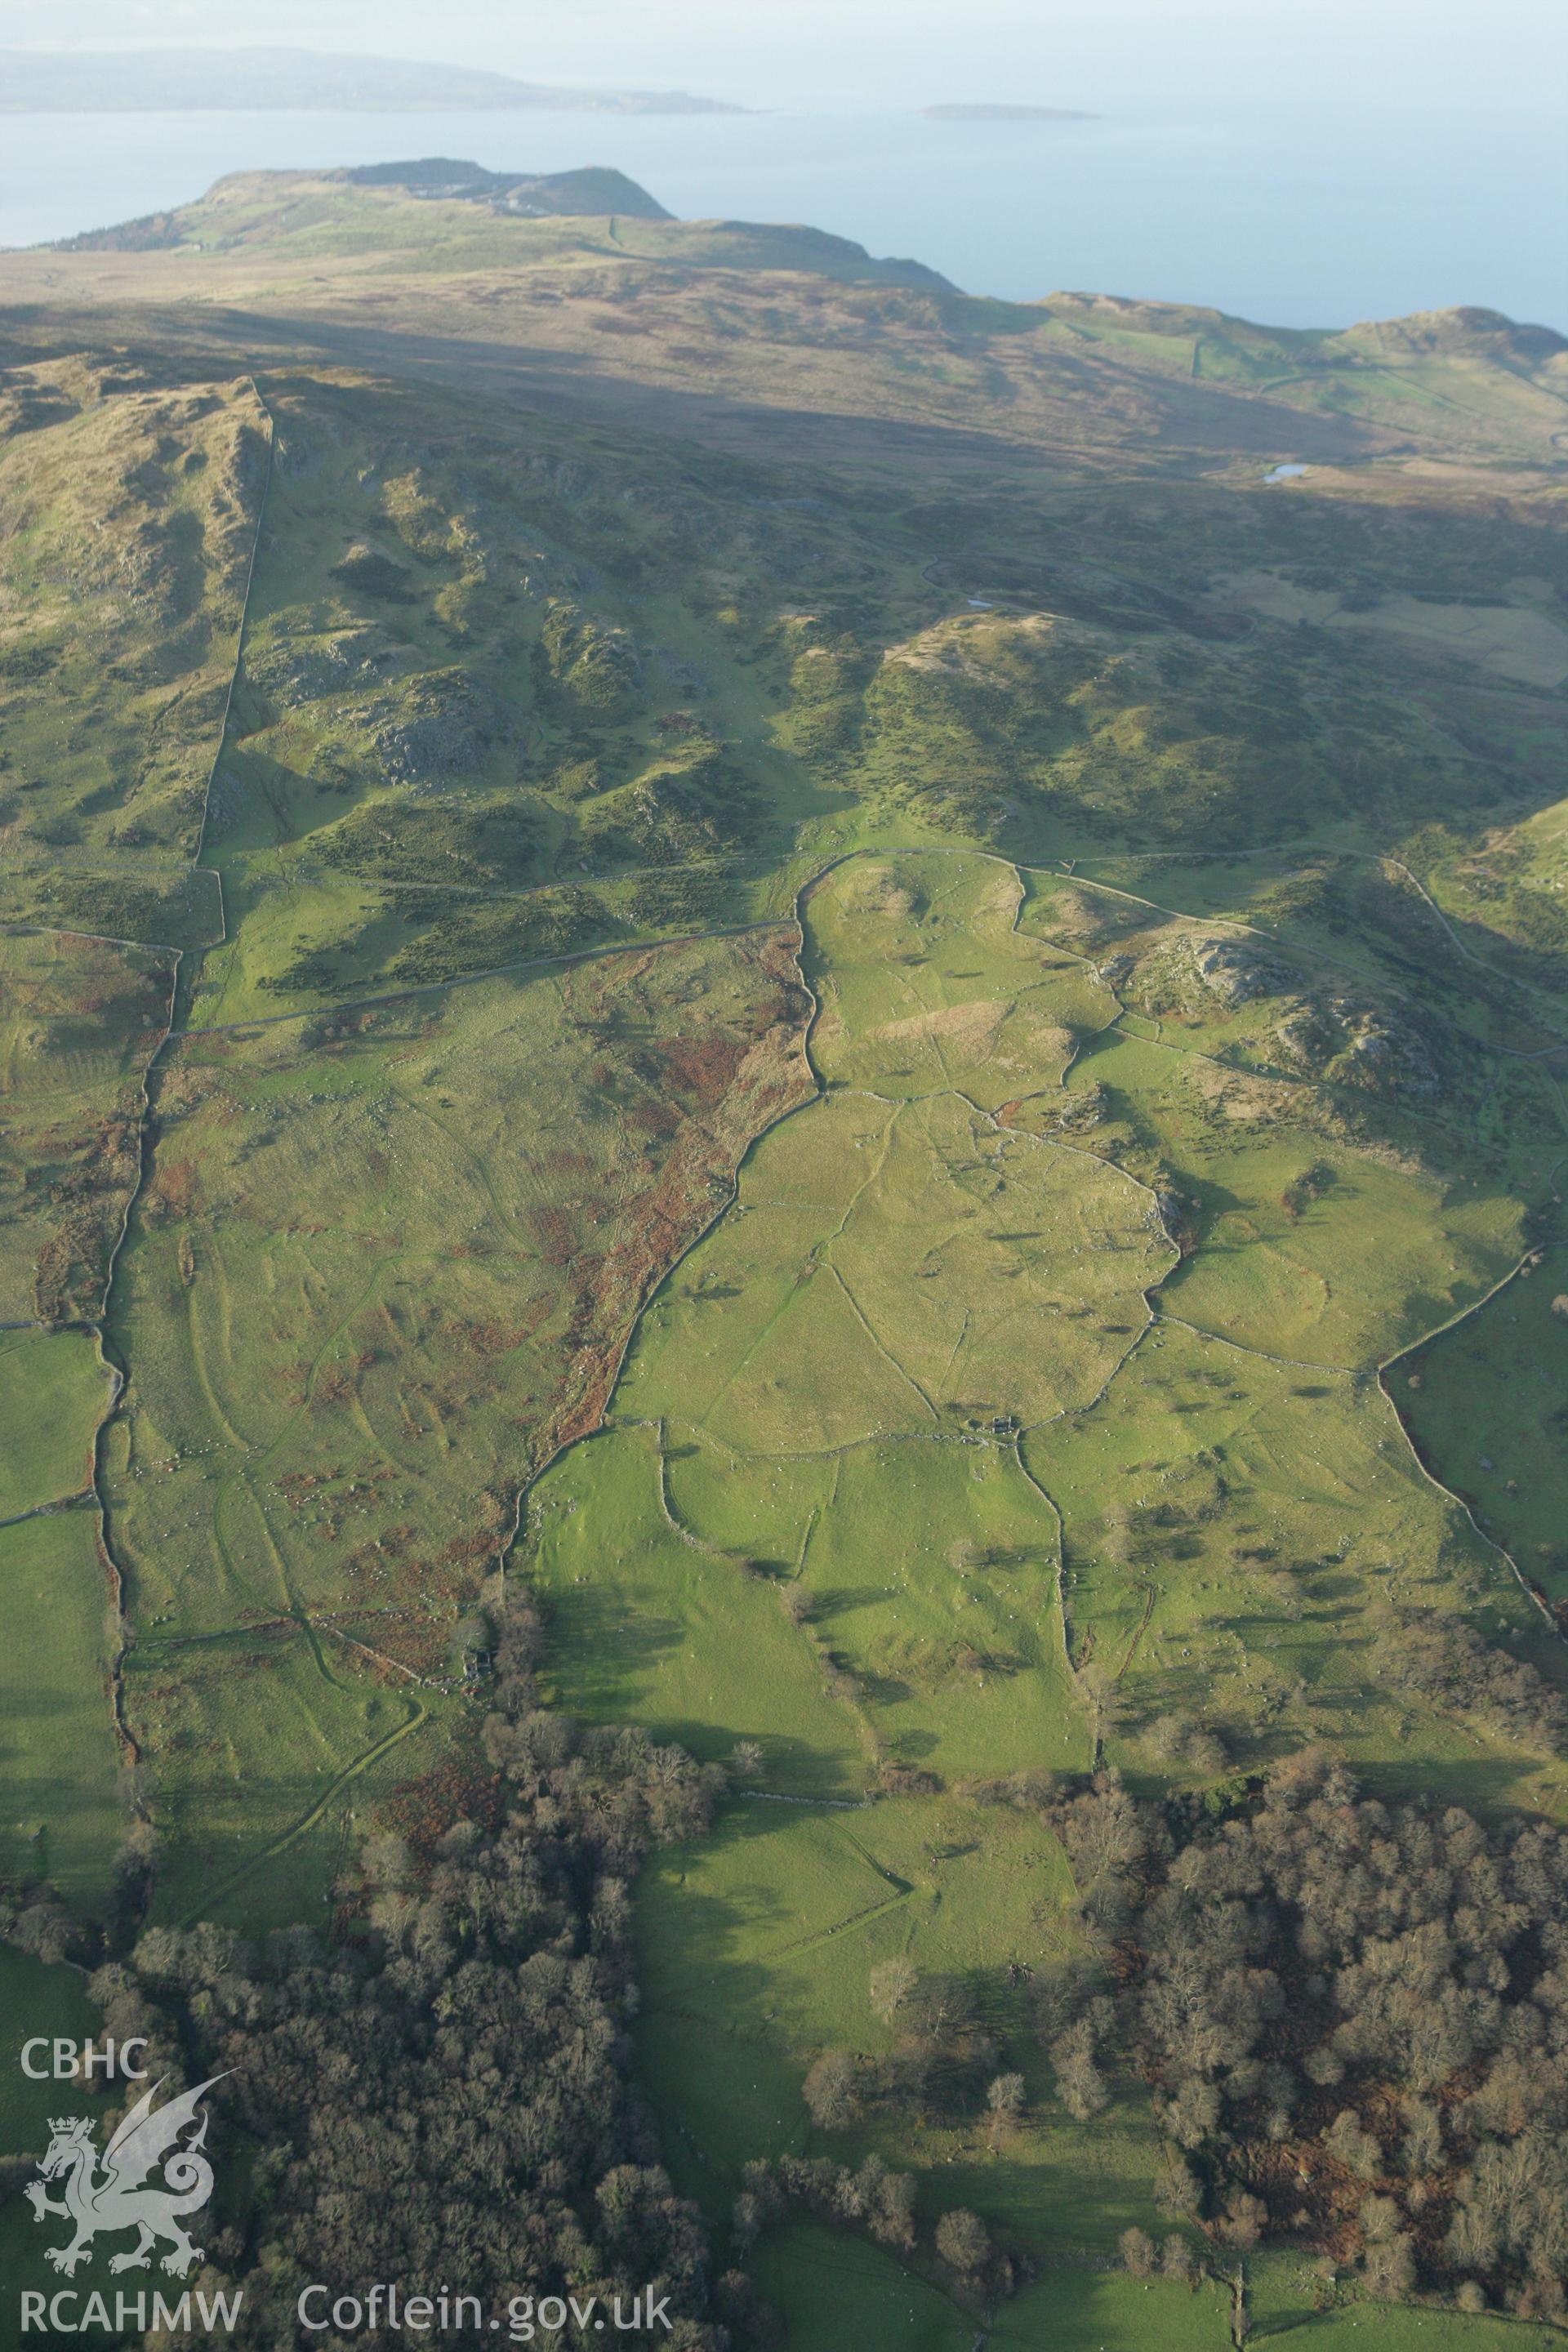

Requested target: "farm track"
[
  {"left": 826, "top": 1259, "right": 942, "bottom": 1423},
  {"left": 572, "top": 856, "right": 1176, "bottom": 1758},
  {"left": 1115, "top": 1582, "right": 1158, "bottom": 1682},
  {"left": 173, "top": 1690, "right": 429, "bottom": 1929},
  {"left": 759, "top": 1882, "right": 914, "bottom": 1964}
]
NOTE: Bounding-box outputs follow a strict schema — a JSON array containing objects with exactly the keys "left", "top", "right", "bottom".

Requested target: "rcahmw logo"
[{"left": 20, "top": 2069, "right": 243, "bottom": 2334}]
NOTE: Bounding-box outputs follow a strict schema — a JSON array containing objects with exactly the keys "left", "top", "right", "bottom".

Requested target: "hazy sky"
[{"left": 2, "top": 0, "right": 1565, "bottom": 114}]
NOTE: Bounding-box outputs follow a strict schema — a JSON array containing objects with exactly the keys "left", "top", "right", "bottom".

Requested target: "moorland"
[{"left": 2, "top": 158, "right": 1568, "bottom": 2349}]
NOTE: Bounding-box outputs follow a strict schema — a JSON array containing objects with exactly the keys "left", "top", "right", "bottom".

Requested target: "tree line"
[{"left": 3, "top": 1597, "right": 773, "bottom": 2350}]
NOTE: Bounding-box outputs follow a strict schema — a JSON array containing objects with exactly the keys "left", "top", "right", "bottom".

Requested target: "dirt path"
[{"left": 176, "top": 1690, "right": 428, "bottom": 1928}]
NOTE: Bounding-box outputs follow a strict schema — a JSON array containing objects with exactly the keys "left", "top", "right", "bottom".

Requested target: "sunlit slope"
[
  {"left": 0, "top": 368, "right": 263, "bottom": 940},
  {"left": 579, "top": 845, "right": 1561, "bottom": 1795},
  {"left": 1, "top": 152, "right": 1566, "bottom": 2343},
  {"left": 3, "top": 172, "right": 1566, "bottom": 470},
  {"left": 514, "top": 846, "right": 1564, "bottom": 2284}
]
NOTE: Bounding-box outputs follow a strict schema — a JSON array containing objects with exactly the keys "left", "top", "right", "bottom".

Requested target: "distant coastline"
[
  {"left": 0, "top": 92, "right": 1552, "bottom": 333},
  {"left": 920, "top": 103, "right": 1097, "bottom": 122},
  {"left": 0, "top": 47, "right": 747, "bottom": 115}
]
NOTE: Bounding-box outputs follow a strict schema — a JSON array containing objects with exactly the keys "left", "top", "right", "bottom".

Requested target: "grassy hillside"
[
  {"left": 6, "top": 170, "right": 1567, "bottom": 470},
  {"left": 1, "top": 167, "right": 1566, "bottom": 2348}
]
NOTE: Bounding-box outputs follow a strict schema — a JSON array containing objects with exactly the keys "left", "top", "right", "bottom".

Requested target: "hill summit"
[{"left": 342, "top": 159, "right": 673, "bottom": 220}]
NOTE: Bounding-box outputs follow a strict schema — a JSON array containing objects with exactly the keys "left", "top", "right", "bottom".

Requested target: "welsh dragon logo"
[{"left": 25, "top": 2076, "right": 225, "bottom": 2278}]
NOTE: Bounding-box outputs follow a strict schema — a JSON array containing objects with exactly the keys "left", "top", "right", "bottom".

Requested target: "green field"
[
  {"left": 1399, "top": 1247, "right": 1568, "bottom": 1603},
  {"left": 633, "top": 1789, "right": 1161, "bottom": 2250},
  {"left": 527, "top": 1421, "right": 866, "bottom": 1791},
  {"left": 0, "top": 1329, "right": 109, "bottom": 1516},
  {"left": 746, "top": 2223, "right": 976, "bottom": 2352}
]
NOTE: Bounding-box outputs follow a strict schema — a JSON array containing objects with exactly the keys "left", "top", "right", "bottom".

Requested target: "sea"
[{"left": 1, "top": 95, "right": 1564, "bottom": 334}]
